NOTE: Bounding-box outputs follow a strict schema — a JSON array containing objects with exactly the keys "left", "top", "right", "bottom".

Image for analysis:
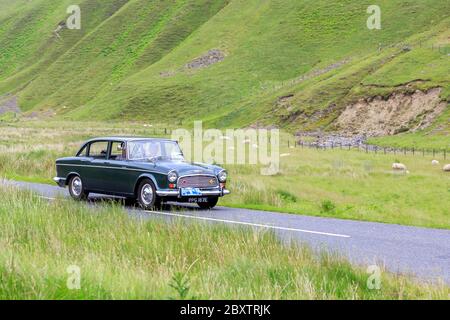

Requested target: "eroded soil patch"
[{"left": 335, "top": 88, "right": 447, "bottom": 136}]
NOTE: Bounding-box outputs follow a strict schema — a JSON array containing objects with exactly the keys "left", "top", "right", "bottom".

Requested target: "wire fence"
[
  {"left": 287, "top": 140, "right": 449, "bottom": 160},
  {"left": 378, "top": 42, "right": 450, "bottom": 55},
  {"left": 121, "top": 127, "right": 449, "bottom": 160}
]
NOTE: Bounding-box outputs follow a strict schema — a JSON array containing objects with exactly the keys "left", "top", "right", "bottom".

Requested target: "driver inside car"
[{"left": 116, "top": 143, "right": 126, "bottom": 161}]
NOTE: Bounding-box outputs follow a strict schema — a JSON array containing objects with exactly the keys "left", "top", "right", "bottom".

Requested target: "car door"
[
  {"left": 102, "top": 141, "right": 133, "bottom": 195},
  {"left": 85, "top": 140, "right": 111, "bottom": 192}
]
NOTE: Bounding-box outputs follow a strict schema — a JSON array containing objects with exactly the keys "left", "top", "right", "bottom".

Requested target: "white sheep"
[
  {"left": 431, "top": 160, "right": 439, "bottom": 165},
  {"left": 443, "top": 164, "right": 450, "bottom": 172},
  {"left": 392, "top": 163, "right": 407, "bottom": 171}
]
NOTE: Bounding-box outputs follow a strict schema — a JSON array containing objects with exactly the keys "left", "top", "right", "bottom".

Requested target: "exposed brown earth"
[{"left": 334, "top": 88, "right": 447, "bottom": 136}]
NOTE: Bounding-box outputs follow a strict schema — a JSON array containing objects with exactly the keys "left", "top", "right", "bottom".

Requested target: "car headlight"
[
  {"left": 168, "top": 171, "right": 178, "bottom": 183},
  {"left": 218, "top": 170, "right": 227, "bottom": 183}
]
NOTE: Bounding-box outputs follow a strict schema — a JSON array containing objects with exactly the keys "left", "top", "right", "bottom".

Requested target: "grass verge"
[{"left": 0, "top": 186, "right": 448, "bottom": 299}]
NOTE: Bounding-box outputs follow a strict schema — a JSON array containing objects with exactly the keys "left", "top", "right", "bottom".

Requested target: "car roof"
[{"left": 86, "top": 137, "right": 176, "bottom": 143}]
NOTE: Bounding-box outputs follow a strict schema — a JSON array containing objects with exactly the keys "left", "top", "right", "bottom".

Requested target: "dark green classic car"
[{"left": 54, "top": 137, "right": 230, "bottom": 210}]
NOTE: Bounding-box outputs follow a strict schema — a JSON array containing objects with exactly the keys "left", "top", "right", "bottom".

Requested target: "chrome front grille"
[{"left": 178, "top": 175, "right": 219, "bottom": 188}]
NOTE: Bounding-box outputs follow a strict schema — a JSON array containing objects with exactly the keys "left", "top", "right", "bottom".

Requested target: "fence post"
[
  {"left": 433, "top": 149, "right": 435, "bottom": 158},
  {"left": 412, "top": 147, "right": 415, "bottom": 156},
  {"left": 444, "top": 149, "right": 447, "bottom": 160}
]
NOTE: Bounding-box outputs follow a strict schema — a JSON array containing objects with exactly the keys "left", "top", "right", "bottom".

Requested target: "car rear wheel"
[
  {"left": 68, "top": 175, "right": 89, "bottom": 201},
  {"left": 197, "top": 197, "right": 219, "bottom": 210},
  {"left": 137, "top": 179, "right": 161, "bottom": 210}
]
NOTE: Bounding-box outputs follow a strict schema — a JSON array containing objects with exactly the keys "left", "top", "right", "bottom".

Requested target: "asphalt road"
[{"left": 3, "top": 179, "right": 450, "bottom": 284}]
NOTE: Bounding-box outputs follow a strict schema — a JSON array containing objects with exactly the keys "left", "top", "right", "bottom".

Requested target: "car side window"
[
  {"left": 88, "top": 141, "right": 109, "bottom": 159},
  {"left": 109, "top": 142, "right": 126, "bottom": 161}
]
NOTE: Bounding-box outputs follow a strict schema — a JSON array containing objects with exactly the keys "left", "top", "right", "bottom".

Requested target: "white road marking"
[
  {"left": 37, "top": 195, "right": 350, "bottom": 238},
  {"left": 39, "top": 196, "right": 57, "bottom": 201},
  {"left": 145, "top": 210, "right": 351, "bottom": 238}
]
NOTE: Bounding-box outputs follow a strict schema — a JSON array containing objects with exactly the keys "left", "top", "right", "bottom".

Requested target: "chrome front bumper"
[
  {"left": 53, "top": 177, "right": 66, "bottom": 188},
  {"left": 156, "top": 189, "right": 230, "bottom": 197}
]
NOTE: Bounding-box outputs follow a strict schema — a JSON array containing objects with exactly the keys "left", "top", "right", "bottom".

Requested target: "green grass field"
[
  {"left": 1, "top": 120, "right": 449, "bottom": 229},
  {"left": 222, "top": 147, "right": 450, "bottom": 230},
  {"left": 0, "top": 186, "right": 448, "bottom": 299}
]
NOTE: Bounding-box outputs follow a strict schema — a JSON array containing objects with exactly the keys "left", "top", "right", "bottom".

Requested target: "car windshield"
[{"left": 128, "top": 140, "right": 185, "bottom": 161}]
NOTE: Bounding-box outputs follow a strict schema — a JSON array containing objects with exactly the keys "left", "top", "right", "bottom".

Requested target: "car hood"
[{"left": 134, "top": 160, "right": 220, "bottom": 176}]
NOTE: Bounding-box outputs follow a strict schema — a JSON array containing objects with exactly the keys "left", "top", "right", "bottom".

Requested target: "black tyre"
[
  {"left": 68, "top": 175, "right": 89, "bottom": 201},
  {"left": 137, "top": 179, "right": 161, "bottom": 210},
  {"left": 124, "top": 197, "right": 137, "bottom": 207},
  {"left": 197, "top": 197, "right": 219, "bottom": 210}
]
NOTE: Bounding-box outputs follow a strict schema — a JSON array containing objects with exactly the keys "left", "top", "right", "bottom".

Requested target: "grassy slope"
[
  {"left": 0, "top": 0, "right": 448, "bottom": 148},
  {"left": 0, "top": 0, "right": 130, "bottom": 94},
  {"left": 83, "top": 0, "right": 450, "bottom": 125},
  {"left": 0, "top": 0, "right": 231, "bottom": 111},
  {"left": 0, "top": 186, "right": 447, "bottom": 299}
]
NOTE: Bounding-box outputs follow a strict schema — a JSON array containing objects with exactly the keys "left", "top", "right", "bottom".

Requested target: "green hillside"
[{"left": 0, "top": 0, "right": 449, "bottom": 139}]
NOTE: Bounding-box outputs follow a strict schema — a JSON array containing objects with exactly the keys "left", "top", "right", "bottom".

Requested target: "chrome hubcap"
[
  {"left": 141, "top": 184, "right": 154, "bottom": 205},
  {"left": 72, "top": 177, "right": 82, "bottom": 196}
]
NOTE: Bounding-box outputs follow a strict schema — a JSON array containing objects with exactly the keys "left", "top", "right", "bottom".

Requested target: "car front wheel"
[
  {"left": 197, "top": 197, "right": 219, "bottom": 210},
  {"left": 137, "top": 179, "right": 161, "bottom": 210},
  {"left": 68, "top": 175, "right": 89, "bottom": 201}
]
